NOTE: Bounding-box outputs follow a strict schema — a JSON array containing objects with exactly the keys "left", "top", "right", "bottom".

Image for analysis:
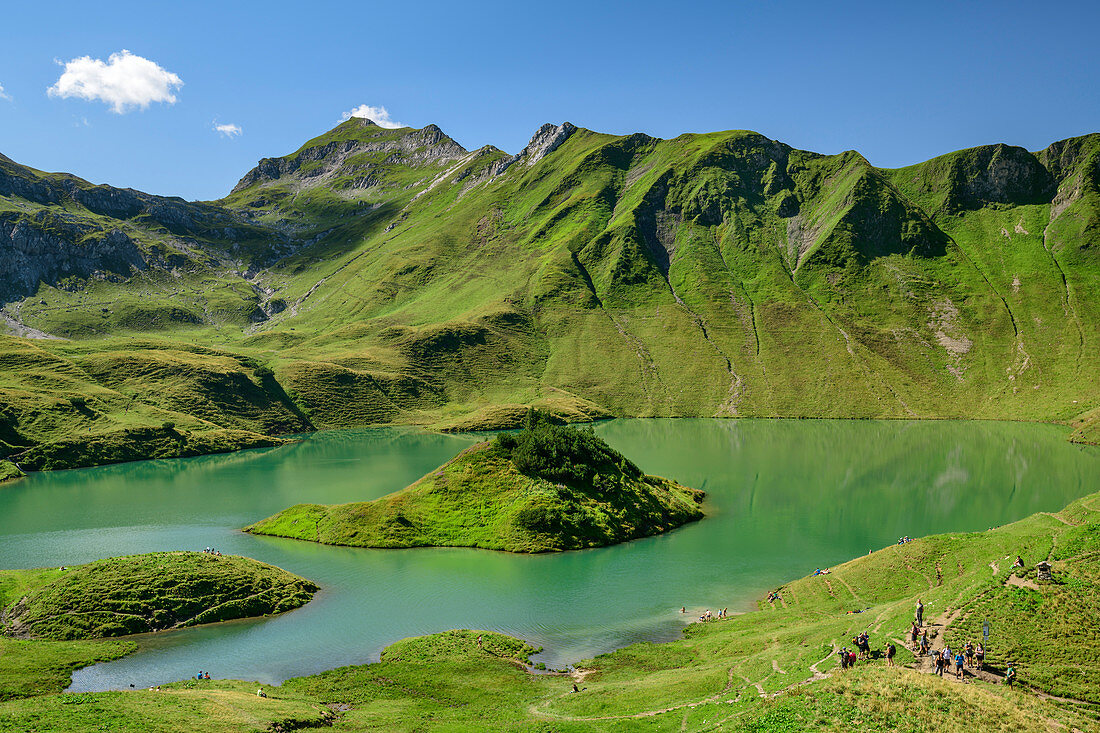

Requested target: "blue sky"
[{"left": 1, "top": 0, "right": 1097, "bottom": 201}]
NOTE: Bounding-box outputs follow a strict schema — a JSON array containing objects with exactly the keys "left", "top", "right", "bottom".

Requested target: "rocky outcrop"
[
  {"left": 0, "top": 212, "right": 146, "bottom": 303},
  {"left": 491, "top": 122, "right": 577, "bottom": 177}
]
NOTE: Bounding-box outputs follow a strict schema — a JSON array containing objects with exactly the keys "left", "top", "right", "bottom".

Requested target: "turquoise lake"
[{"left": 0, "top": 419, "right": 1096, "bottom": 691}]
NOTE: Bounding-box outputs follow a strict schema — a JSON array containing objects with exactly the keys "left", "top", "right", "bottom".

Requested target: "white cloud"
[
  {"left": 340, "top": 104, "right": 404, "bottom": 129},
  {"left": 214, "top": 122, "right": 242, "bottom": 138},
  {"left": 47, "top": 50, "right": 183, "bottom": 113},
  {"left": 0, "top": 83, "right": 10, "bottom": 101}
]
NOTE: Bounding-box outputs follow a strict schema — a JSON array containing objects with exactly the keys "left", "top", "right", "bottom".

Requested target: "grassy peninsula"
[
  {"left": 247, "top": 413, "right": 705, "bottom": 552},
  {"left": 0, "top": 552, "right": 317, "bottom": 703},
  {"left": 0, "top": 552, "right": 318, "bottom": 641}
]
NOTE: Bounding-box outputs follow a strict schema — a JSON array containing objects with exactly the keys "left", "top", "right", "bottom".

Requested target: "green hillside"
[
  {"left": 3, "top": 119, "right": 1100, "bottom": 469},
  {"left": 247, "top": 413, "right": 705, "bottom": 552}
]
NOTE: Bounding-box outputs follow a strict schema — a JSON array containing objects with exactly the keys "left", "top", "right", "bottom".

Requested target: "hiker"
[
  {"left": 838, "top": 647, "right": 848, "bottom": 669},
  {"left": 1004, "top": 663, "right": 1016, "bottom": 686},
  {"left": 856, "top": 633, "right": 870, "bottom": 660},
  {"left": 257, "top": 688, "right": 267, "bottom": 698},
  {"left": 721, "top": 608, "right": 728, "bottom": 618},
  {"left": 954, "top": 651, "right": 965, "bottom": 679},
  {"left": 915, "top": 599, "right": 924, "bottom": 627},
  {"left": 572, "top": 683, "right": 579, "bottom": 693},
  {"left": 964, "top": 641, "right": 974, "bottom": 668},
  {"left": 1013, "top": 556, "right": 1025, "bottom": 568},
  {"left": 920, "top": 631, "right": 930, "bottom": 656},
  {"left": 477, "top": 635, "right": 483, "bottom": 648},
  {"left": 203, "top": 672, "right": 210, "bottom": 680},
  {"left": 910, "top": 622, "right": 920, "bottom": 647},
  {"left": 934, "top": 652, "right": 944, "bottom": 676},
  {"left": 196, "top": 671, "right": 203, "bottom": 680},
  {"left": 885, "top": 642, "right": 896, "bottom": 667},
  {"left": 848, "top": 649, "right": 857, "bottom": 668},
  {"left": 975, "top": 643, "right": 985, "bottom": 671}
]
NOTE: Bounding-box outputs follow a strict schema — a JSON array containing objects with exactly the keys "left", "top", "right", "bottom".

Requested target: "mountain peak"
[{"left": 229, "top": 120, "right": 467, "bottom": 196}]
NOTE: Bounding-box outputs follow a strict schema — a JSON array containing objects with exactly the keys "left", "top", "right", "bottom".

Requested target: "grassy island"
[
  {"left": 247, "top": 412, "right": 705, "bottom": 552},
  {"left": 0, "top": 552, "right": 318, "bottom": 641}
]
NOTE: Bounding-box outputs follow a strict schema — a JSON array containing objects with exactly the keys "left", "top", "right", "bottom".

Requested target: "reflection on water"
[{"left": 0, "top": 419, "right": 1095, "bottom": 691}]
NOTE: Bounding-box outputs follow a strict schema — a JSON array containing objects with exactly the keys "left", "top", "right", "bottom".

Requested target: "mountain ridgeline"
[{"left": 2, "top": 118, "right": 1100, "bottom": 470}]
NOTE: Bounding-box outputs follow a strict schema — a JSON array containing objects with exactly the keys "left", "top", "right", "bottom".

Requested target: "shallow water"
[{"left": 0, "top": 419, "right": 1095, "bottom": 691}]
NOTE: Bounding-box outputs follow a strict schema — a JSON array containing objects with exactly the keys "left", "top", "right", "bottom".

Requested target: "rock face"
[
  {"left": 491, "top": 122, "right": 577, "bottom": 176},
  {"left": 943, "top": 144, "right": 1056, "bottom": 210},
  {"left": 0, "top": 212, "right": 145, "bottom": 301}
]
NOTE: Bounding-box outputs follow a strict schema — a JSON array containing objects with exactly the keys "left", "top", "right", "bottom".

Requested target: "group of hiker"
[
  {"left": 930, "top": 642, "right": 988, "bottom": 679},
  {"left": 195, "top": 670, "right": 212, "bottom": 680},
  {"left": 201, "top": 547, "right": 222, "bottom": 556},
  {"left": 896, "top": 536, "right": 913, "bottom": 545},
  {"left": 910, "top": 600, "right": 1017, "bottom": 686},
  {"left": 831, "top": 598, "right": 1019, "bottom": 687},
  {"left": 837, "top": 634, "right": 896, "bottom": 669},
  {"left": 687, "top": 608, "right": 728, "bottom": 622}
]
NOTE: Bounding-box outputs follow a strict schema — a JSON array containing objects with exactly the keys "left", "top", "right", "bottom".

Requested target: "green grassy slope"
[
  {"left": 4, "top": 123, "right": 1100, "bottom": 469},
  {"left": 7, "top": 487, "right": 1100, "bottom": 730},
  {"left": 0, "top": 552, "right": 318, "bottom": 640},
  {"left": 248, "top": 416, "right": 705, "bottom": 552},
  {"left": 0, "top": 335, "right": 308, "bottom": 470}
]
